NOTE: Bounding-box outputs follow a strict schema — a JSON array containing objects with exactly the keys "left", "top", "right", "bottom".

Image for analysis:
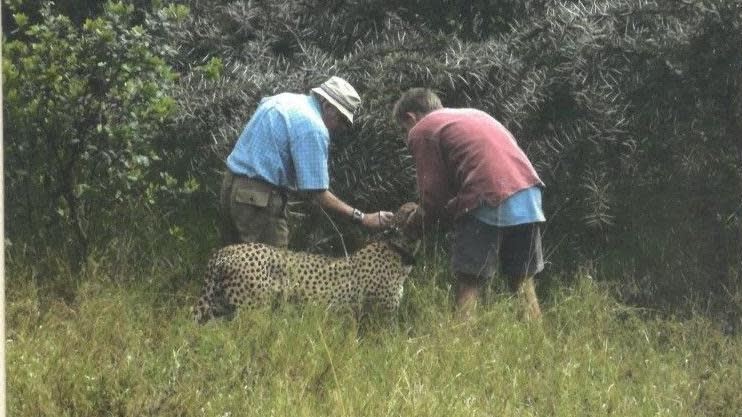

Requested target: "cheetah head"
[{"left": 383, "top": 202, "right": 422, "bottom": 265}]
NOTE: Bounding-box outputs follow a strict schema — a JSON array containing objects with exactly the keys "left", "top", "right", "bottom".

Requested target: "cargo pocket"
[{"left": 234, "top": 188, "right": 270, "bottom": 208}]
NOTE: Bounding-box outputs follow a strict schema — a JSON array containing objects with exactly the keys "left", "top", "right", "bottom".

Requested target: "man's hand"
[
  {"left": 363, "top": 211, "right": 394, "bottom": 229},
  {"left": 398, "top": 202, "right": 423, "bottom": 238}
]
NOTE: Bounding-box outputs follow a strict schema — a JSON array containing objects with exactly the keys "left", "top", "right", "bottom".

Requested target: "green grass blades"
[{"left": 6, "top": 265, "right": 741, "bottom": 417}]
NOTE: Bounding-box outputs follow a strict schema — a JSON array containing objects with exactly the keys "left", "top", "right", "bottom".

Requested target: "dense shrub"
[
  {"left": 3, "top": 1, "right": 192, "bottom": 265},
  {"left": 5, "top": 0, "right": 741, "bottom": 311},
  {"left": 163, "top": 0, "right": 740, "bottom": 284}
]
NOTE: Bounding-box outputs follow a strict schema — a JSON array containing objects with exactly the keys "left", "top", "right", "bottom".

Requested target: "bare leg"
[
  {"left": 455, "top": 273, "right": 482, "bottom": 320},
  {"left": 511, "top": 275, "right": 541, "bottom": 321}
]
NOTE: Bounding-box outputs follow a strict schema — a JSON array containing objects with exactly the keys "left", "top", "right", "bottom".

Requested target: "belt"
[{"left": 230, "top": 172, "right": 288, "bottom": 199}]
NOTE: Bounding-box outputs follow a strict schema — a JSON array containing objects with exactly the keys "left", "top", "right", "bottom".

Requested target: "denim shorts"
[{"left": 452, "top": 215, "right": 544, "bottom": 282}]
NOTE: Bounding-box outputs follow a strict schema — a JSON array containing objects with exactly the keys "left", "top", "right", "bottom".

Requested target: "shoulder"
[
  {"left": 407, "top": 108, "right": 460, "bottom": 144},
  {"left": 259, "top": 94, "right": 325, "bottom": 135},
  {"left": 428, "top": 107, "right": 492, "bottom": 122},
  {"left": 412, "top": 108, "right": 488, "bottom": 130},
  {"left": 279, "top": 94, "right": 327, "bottom": 133},
  {"left": 258, "top": 93, "right": 315, "bottom": 115},
  {"left": 427, "top": 108, "right": 504, "bottom": 133},
  {"left": 273, "top": 94, "right": 319, "bottom": 118}
]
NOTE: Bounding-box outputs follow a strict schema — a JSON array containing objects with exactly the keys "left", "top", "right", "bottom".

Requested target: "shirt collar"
[{"left": 309, "top": 95, "right": 323, "bottom": 117}]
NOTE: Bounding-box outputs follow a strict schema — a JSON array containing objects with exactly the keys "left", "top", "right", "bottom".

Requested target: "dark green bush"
[
  {"left": 5, "top": 0, "right": 741, "bottom": 313},
  {"left": 3, "top": 1, "right": 189, "bottom": 265},
  {"left": 163, "top": 0, "right": 741, "bottom": 307}
]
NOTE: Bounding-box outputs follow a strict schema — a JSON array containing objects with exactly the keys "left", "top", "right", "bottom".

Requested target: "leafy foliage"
[
  {"left": 5, "top": 0, "right": 741, "bottom": 308},
  {"left": 165, "top": 0, "right": 740, "bottom": 276},
  {"left": 3, "top": 1, "right": 186, "bottom": 264}
]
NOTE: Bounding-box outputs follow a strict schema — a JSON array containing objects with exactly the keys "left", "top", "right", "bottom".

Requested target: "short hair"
[{"left": 392, "top": 88, "right": 443, "bottom": 125}]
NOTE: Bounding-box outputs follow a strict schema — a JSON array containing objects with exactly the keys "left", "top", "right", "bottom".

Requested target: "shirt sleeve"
[
  {"left": 288, "top": 115, "right": 330, "bottom": 190},
  {"left": 408, "top": 132, "right": 453, "bottom": 224}
]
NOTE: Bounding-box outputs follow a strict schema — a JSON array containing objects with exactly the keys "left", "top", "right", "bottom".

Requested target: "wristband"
[{"left": 351, "top": 208, "right": 365, "bottom": 224}]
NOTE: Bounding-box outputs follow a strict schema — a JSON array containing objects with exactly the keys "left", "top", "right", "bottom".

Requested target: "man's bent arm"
[
  {"left": 311, "top": 190, "right": 355, "bottom": 219},
  {"left": 309, "top": 190, "right": 392, "bottom": 228}
]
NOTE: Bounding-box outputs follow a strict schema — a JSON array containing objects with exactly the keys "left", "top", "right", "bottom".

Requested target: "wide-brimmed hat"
[{"left": 311, "top": 76, "right": 361, "bottom": 125}]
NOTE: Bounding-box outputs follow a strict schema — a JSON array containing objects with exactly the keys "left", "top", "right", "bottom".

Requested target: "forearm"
[
  {"left": 309, "top": 190, "right": 394, "bottom": 228},
  {"left": 418, "top": 176, "right": 453, "bottom": 224},
  {"left": 410, "top": 136, "right": 452, "bottom": 225},
  {"left": 311, "top": 190, "right": 355, "bottom": 219}
]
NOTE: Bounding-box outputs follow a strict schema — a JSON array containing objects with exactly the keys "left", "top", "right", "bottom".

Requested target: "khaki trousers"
[{"left": 219, "top": 171, "right": 289, "bottom": 247}]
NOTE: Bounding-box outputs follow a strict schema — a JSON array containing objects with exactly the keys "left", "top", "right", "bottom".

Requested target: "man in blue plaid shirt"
[{"left": 221, "top": 76, "right": 394, "bottom": 247}]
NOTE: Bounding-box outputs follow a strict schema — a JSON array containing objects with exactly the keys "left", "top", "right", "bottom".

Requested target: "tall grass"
[{"left": 5, "top": 244, "right": 741, "bottom": 417}]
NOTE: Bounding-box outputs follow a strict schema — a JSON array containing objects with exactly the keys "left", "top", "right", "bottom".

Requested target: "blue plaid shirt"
[{"left": 226, "top": 93, "right": 330, "bottom": 190}]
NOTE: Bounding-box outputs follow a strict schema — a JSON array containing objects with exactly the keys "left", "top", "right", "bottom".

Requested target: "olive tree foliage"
[
  {"left": 2, "top": 0, "right": 158, "bottom": 27},
  {"left": 163, "top": 0, "right": 741, "bottom": 297},
  {"left": 3, "top": 1, "right": 190, "bottom": 265}
]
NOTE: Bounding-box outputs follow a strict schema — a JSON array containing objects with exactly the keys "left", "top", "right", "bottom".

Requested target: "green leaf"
[{"left": 13, "top": 12, "right": 28, "bottom": 28}]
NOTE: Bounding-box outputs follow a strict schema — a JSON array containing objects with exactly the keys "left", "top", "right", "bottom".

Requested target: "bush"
[
  {"left": 6, "top": 0, "right": 740, "bottom": 312},
  {"left": 3, "top": 1, "right": 189, "bottom": 265},
  {"left": 161, "top": 0, "right": 740, "bottom": 305}
]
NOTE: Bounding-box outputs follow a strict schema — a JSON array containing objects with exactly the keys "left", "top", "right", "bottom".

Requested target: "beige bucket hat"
[{"left": 311, "top": 76, "right": 361, "bottom": 125}]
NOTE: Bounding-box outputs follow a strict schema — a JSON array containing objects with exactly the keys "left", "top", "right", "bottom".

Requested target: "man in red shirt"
[{"left": 393, "top": 88, "right": 545, "bottom": 320}]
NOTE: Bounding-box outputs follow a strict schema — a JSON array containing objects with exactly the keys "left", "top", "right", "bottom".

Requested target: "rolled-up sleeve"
[{"left": 289, "top": 121, "right": 330, "bottom": 190}]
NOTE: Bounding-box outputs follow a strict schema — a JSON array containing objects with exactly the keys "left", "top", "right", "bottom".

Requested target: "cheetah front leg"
[
  {"left": 194, "top": 257, "right": 235, "bottom": 323},
  {"left": 376, "top": 273, "right": 407, "bottom": 326},
  {"left": 194, "top": 276, "right": 218, "bottom": 324}
]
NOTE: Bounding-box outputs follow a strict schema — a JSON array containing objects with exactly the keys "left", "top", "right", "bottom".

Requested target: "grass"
[{"left": 5, "top": 246, "right": 742, "bottom": 417}]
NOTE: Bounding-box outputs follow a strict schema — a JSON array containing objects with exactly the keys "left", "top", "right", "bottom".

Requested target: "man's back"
[
  {"left": 227, "top": 93, "right": 329, "bottom": 190},
  {"left": 407, "top": 108, "right": 543, "bottom": 218}
]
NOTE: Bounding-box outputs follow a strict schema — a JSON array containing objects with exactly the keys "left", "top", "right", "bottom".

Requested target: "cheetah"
[{"left": 194, "top": 203, "right": 420, "bottom": 323}]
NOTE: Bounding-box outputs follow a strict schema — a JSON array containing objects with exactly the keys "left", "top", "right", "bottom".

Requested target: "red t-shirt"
[{"left": 406, "top": 108, "right": 544, "bottom": 224}]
